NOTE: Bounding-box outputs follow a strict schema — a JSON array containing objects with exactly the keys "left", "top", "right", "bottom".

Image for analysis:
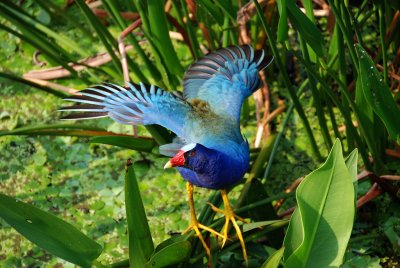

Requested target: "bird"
[{"left": 60, "top": 45, "right": 273, "bottom": 265}]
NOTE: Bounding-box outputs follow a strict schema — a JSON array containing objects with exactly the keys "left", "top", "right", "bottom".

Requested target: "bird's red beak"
[{"left": 164, "top": 150, "right": 185, "bottom": 169}]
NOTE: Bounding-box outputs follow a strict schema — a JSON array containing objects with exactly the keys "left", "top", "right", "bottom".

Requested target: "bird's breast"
[{"left": 177, "top": 143, "right": 249, "bottom": 190}]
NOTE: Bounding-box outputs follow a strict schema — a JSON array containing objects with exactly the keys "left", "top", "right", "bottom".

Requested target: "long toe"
[
  {"left": 212, "top": 190, "right": 249, "bottom": 267},
  {"left": 183, "top": 219, "right": 224, "bottom": 258}
]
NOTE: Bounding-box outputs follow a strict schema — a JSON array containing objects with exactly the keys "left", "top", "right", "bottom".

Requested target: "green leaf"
[
  {"left": 282, "top": 208, "right": 303, "bottom": 262},
  {"left": 74, "top": 0, "right": 122, "bottom": 74},
  {"left": 261, "top": 247, "right": 285, "bottom": 268},
  {"left": 124, "top": 160, "right": 154, "bottom": 267},
  {"left": 0, "top": 23, "right": 79, "bottom": 78},
  {"left": 248, "top": 134, "right": 276, "bottom": 180},
  {"left": 356, "top": 44, "right": 400, "bottom": 143},
  {"left": 0, "top": 193, "right": 102, "bottom": 267},
  {"left": 146, "top": 241, "right": 191, "bottom": 268},
  {"left": 237, "top": 135, "right": 285, "bottom": 247},
  {"left": 341, "top": 255, "right": 382, "bottom": 268},
  {"left": 101, "top": 0, "right": 161, "bottom": 83},
  {"left": 0, "top": 123, "right": 113, "bottom": 137},
  {"left": 214, "top": 0, "right": 236, "bottom": 22},
  {"left": 355, "top": 73, "right": 384, "bottom": 157},
  {"left": 345, "top": 149, "right": 359, "bottom": 206},
  {"left": 345, "top": 149, "right": 358, "bottom": 182},
  {"left": 196, "top": 0, "right": 224, "bottom": 25},
  {"left": 154, "top": 234, "right": 191, "bottom": 253},
  {"left": 301, "top": 0, "right": 318, "bottom": 62},
  {"left": 355, "top": 57, "right": 386, "bottom": 169},
  {"left": 243, "top": 219, "right": 289, "bottom": 233},
  {"left": 91, "top": 136, "right": 156, "bottom": 152},
  {"left": 382, "top": 217, "right": 400, "bottom": 254},
  {"left": 147, "top": 0, "right": 184, "bottom": 76},
  {"left": 283, "top": 139, "right": 355, "bottom": 267},
  {"left": 276, "top": 0, "right": 288, "bottom": 42},
  {"left": 0, "top": 1, "right": 87, "bottom": 57},
  {"left": 286, "top": 0, "right": 324, "bottom": 57},
  {"left": 0, "top": 71, "right": 67, "bottom": 98}
]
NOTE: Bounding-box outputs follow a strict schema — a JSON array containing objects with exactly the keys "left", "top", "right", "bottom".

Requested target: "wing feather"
[
  {"left": 60, "top": 82, "right": 192, "bottom": 137},
  {"left": 182, "top": 45, "right": 273, "bottom": 121}
]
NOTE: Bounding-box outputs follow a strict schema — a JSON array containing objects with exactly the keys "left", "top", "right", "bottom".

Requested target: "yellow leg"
[
  {"left": 183, "top": 182, "right": 224, "bottom": 257},
  {"left": 209, "top": 189, "right": 248, "bottom": 266}
]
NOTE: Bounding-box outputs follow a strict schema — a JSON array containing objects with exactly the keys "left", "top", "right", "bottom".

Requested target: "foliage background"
[{"left": 0, "top": 0, "right": 399, "bottom": 267}]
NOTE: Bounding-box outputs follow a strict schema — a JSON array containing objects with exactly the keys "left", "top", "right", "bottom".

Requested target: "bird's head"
[{"left": 163, "top": 143, "right": 217, "bottom": 172}]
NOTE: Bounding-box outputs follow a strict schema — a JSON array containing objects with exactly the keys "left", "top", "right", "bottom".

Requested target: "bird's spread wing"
[
  {"left": 183, "top": 45, "right": 273, "bottom": 121},
  {"left": 60, "top": 82, "right": 191, "bottom": 137}
]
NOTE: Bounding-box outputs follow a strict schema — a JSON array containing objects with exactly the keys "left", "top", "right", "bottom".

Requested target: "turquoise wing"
[
  {"left": 60, "top": 82, "right": 191, "bottom": 138},
  {"left": 182, "top": 45, "right": 273, "bottom": 121}
]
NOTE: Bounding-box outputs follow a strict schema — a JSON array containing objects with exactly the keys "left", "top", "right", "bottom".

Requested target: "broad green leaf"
[
  {"left": 91, "top": 136, "right": 156, "bottom": 152},
  {"left": 284, "top": 139, "right": 355, "bottom": 267},
  {"left": 356, "top": 44, "right": 400, "bottom": 143},
  {"left": 261, "top": 247, "right": 285, "bottom": 268},
  {"left": 286, "top": 0, "right": 324, "bottom": 57},
  {"left": 146, "top": 241, "right": 191, "bottom": 268},
  {"left": 0, "top": 193, "right": 102, "bottom": 267},
  {"left": 345, "top": 149, "right": 358, "bottom": 182},
  {"left": 124, "top": 160, "right": 154, "bottom": 267},
  {"left": 282, "top": 208, "right": 303, "bottom": 261}
]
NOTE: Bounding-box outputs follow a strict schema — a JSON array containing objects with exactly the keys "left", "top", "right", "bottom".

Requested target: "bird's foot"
[
  {"left": 208, "top": 190, "right": 248, "bottom": 266},
  {"left": 207, "top": 202, "right": 247, "bottom": 247},
  {"left": 184, "top": 182, "right": 224, "bottom": 258},
  {"left": 183, "top": 218, "right": 224, "bottom": 257}
]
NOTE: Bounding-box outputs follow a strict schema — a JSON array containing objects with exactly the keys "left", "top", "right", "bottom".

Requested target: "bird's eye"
[{"left": 188, "top": 151, "right": 196, "bottom": 157}]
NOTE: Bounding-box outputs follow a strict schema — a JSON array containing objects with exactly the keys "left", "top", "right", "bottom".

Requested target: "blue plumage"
[
  {"left": 60, "top": 45, "right": 272, "bottom": 190},
  {"left": 176, "top": 143, "right": 249, "bottom": 189}
]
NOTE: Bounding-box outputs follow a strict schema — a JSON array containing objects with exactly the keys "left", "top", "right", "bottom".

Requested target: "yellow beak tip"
[{"left": 164, "top": 161, "right": 173, "bottom": 169}]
